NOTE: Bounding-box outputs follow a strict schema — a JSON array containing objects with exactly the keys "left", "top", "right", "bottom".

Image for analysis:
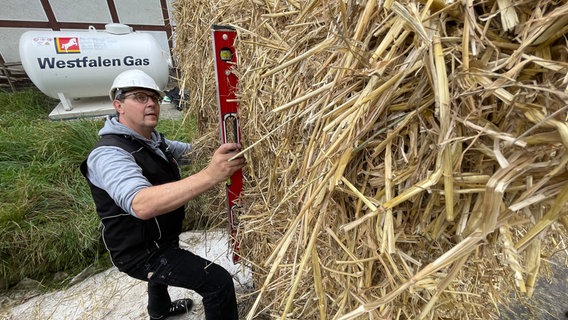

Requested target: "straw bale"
[{"left": 173, "top": 0, "right": 568, "bottom": 319}]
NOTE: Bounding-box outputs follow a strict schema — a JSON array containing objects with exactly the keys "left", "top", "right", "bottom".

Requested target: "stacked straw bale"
[{"left": 173, "top": 0, "right": 568, "bottom": 319}]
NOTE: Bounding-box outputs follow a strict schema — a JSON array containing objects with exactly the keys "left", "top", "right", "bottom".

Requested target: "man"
[{"left": 80, "top": 69, "right": 244, "bottom": 319}]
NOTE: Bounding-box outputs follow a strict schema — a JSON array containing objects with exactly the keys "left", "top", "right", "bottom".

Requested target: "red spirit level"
[{"left": 211, "top": 25, "right": 242, "bottom": 264}]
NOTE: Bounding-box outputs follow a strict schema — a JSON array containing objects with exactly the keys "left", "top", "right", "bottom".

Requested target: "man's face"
[{"left": 113, "top": 89, "right": 161, "bottom": 138}]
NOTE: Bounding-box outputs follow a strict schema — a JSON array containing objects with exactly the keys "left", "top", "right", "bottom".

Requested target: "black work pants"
[{"left": 126, "top": 246, "right": 239, "bottom": 319}]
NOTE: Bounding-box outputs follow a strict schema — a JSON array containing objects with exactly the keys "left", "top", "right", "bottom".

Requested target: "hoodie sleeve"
[
  {"left": 164, "top": 138, "right": 191, "bottom": 161},
  {"left": 86, "top": 146, "right": 151, "bottom": 217}
]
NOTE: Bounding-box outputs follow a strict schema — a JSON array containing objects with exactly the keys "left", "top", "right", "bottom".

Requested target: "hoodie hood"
[{"left": 98, "top": 115, "right": 161, "bottom": 147}]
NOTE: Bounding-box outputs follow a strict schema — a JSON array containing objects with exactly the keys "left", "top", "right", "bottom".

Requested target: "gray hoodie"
[{"left": 84, "top": 115, "right": 191, "bottom": 218}]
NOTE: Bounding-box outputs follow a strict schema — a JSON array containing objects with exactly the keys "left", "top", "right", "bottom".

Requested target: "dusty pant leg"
[
  {"left": 147, "top": 275, "right": 172, "bottom": 317},
  {"left": 199, "top": 262, "right": 238, "bottom": 320},
  {"left": 146, "top": 247, "right": 239, "bottom": 320},
  {"left": 118, "top": 253, "right": 174, "bottom": 318}
]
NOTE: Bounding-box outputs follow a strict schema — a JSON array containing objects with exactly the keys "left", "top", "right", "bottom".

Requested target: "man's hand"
[{"left": 204, "top": 143, "right": 246, "bottom": 184}]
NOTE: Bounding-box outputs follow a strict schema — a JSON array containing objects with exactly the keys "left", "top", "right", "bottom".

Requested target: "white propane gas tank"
[{"left": 19, "top": 24, "right": 170, "bottom": 102}]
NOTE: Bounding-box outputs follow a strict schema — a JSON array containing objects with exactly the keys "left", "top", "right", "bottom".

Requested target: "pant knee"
[{"left": 212, "top": 265, "right": 234, "bottom": 289}]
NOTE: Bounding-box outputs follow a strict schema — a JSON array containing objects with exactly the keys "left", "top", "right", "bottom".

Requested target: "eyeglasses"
[{"left": 122, "top": 92, "right": 162, "bottom": 104}]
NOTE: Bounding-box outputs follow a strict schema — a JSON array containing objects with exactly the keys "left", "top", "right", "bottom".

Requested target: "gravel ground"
[
  {"left": 499, "top": 255, "right": 568, "bottom": 320},
  {"left": 158, "top": 101, "right": 186, "bottom": 120}
]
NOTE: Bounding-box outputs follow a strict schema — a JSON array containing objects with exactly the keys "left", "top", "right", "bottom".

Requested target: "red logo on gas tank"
[{"left": 55, "top": 37, "right": 80, "bottom": 54}]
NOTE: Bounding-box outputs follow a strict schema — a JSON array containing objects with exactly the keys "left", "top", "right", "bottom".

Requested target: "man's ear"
[{"left": 113, "top": 100, "right": 124, "bottom": 115}]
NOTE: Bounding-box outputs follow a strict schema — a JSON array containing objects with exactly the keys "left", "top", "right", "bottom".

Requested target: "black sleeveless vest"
[{"left": 80, "top": 134, "right": 185, "bottom": 272}]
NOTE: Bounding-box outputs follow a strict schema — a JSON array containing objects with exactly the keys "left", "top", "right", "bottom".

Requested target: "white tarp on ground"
[{"left": 7, "top": 230, "right": 252, "bottom": 320}]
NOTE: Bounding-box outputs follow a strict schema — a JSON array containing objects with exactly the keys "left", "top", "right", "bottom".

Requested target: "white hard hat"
[{"left": 109, "top": 69, "right": 165, "bottom": 100}]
